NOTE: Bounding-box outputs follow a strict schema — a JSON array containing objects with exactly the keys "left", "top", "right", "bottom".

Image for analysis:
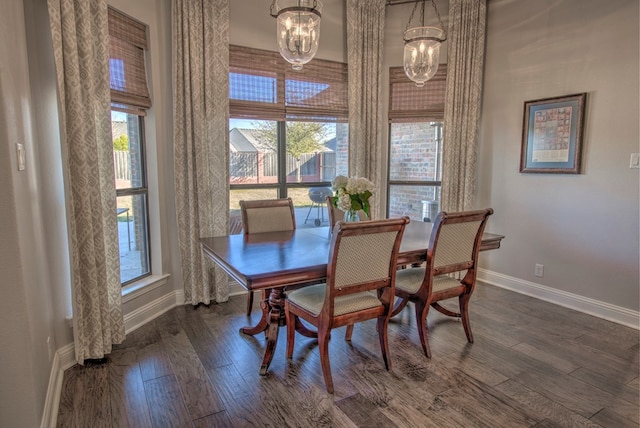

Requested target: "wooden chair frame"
[
  {"left": 239, "top": 198, "right": 296, "bottom": 316},
  {"left": 285, "top": 217, "right": 409, "bottom": 393},
  {"left": 392, "top": 208, "right": 493, "bottom": 357}
]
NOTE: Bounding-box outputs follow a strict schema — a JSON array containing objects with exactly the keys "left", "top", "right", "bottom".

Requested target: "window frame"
[
  {"left": 387, "top": 65, "right": 447, "bottom": 220},
  {"left": 229, "top": 45, "right": 349, "bottom": 211},
  {"left": 109, "top": 6, "right": 153, "bottom": 285},
  {"left": 114, "top": 113, "right": 152, "bottom": 286}
]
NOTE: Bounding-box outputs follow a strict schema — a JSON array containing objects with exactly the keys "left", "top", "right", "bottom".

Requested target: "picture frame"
[{"left": 520, "top": 93, "right": 586, "bottom": 174}]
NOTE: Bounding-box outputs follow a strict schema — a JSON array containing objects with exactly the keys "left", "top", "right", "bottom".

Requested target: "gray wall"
[
  {"left": 1, "top": 1, "right": 56, "bottom": 425},
  {"left": 1, "top": 0, "right": 637, "bottom": 425},
  {"left": 477, "top": 0, "right": 640, "bottom": 312}
]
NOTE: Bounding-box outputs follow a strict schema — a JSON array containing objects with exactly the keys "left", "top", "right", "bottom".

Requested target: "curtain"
[
  {"left": 173, "top": 0, "right": 230, "bottom": 305},
  {"left": 346, "top": 0, "right": 386, "bottom": 219},
  {"left": 48, "top": 0, "right": 125, "bottom": 363},
  {"left": 441, "top": 0, "right": 487, "bottom": 212}
]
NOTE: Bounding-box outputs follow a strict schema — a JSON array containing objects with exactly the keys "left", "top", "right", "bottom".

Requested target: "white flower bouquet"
[{"left": 330, "top": 175, "right": 374, "bottom": 218}]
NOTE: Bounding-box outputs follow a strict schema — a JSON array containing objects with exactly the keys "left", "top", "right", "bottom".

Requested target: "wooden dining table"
[{"left": 200, "top": 221, "right": 504, "bottom": 375}]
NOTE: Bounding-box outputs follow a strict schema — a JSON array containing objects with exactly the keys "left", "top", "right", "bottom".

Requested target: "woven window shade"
[
  {"left": 230, "top": 46, "right": 285, "bottom": 121},
  {"left": 388, "top": 65, "right": 447, "bottom": 122},
  {"left": 109, "top": 7, "right": 151, "bottom": 115},
  {"left": 230, "top": 45, "right": 348, "bottom": 122}
]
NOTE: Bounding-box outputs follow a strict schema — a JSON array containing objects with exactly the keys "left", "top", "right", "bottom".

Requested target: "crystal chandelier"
[
  {"left": 270, "top": 0, "right": 322, "bottom": 71},
  {"left": 403, "top": 0, "right": 446, "bottom": 87}
]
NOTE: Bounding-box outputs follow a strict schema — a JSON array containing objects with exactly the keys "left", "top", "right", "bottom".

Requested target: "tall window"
[
  {"left": 229, "top": 46, "right": 348, "bottom": 230},
  {"left": 109, "top": 8, "right": 151, "bottom": 284},
  {"left": 387, "top": 65, "right": 446, "bottom": 222}
]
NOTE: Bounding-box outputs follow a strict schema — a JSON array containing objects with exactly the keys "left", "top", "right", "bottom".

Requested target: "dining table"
[{"left": 200, "top": 221, "right": 504, "bottom": 375}]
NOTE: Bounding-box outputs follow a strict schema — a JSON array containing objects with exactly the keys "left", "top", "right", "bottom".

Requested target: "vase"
[{"left": 344, "top": 209, "right": 359, "bottom": 222}]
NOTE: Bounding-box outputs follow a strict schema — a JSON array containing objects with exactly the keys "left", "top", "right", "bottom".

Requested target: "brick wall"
[{"left": 388, "top": 122, "right": 442, "bottom": 221}]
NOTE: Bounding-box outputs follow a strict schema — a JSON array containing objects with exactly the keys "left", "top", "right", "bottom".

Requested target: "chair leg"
[
  {"left": 285, "top": 302, "right": 296, "bottom": 358},
  {"left": 345, "top": 323, "right": 354, "bottom": 341},
  {"left": 246, "top": 291, "right": 254, "bottom": 316},
  {"left": 415, "top": 301, "right": 432, "bottom": 358},
  {"left": 376, "top": 316, "right": 392, "bottom": 371},
  {"left": 318, "top": 329, "right": 334, "bottom": 394},
  {"left": 459, "top": 294, "right": 474, "bottom": 343},
  {"left": 391, "top": 296, "right": 410, "bottom": 317},
  {"left": 431, "top": 302, "right": 460, "bottom": 318}
]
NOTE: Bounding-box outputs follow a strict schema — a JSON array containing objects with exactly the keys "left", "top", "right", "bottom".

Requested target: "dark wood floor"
[{"left": 57, "top": 283, "right": 639, "bottom": 427}]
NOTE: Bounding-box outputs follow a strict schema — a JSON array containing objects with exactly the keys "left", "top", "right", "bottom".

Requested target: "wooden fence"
[
  {"left": 115, "top": 150, "right": 336, "bottom": 184},
  {"left": 230, "top": 152, "right": 335, "bottom": 184}
]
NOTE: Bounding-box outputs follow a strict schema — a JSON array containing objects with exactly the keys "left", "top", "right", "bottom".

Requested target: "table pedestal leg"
[
  {"left": 240, "top": 289, "right": 270, "bottom": 336},
  {"left": 259, "top": 287, "right": 286, "bottom": 375},
  {"left": 239, "top": 286, "right": 319, "bottom": 375}
]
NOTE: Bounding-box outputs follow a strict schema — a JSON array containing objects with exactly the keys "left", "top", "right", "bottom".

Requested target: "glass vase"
[{"left": 344, "top": 209, "right": 359, "bottom": 222}]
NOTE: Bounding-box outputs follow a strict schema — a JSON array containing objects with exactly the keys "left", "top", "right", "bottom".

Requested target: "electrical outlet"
[
  {"left": 47, "top": 336, "right": 53, "bottom": 362},
  {"left": 534, "top": 264, "right": 544, "bottom": 278},
  {"left": 630, "top": 153, "right": 640, "bottom": 168}
]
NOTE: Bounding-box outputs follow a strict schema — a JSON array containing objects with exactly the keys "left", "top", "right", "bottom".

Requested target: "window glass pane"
[
  {"left": 388, "top": 184, "right": 441, "bottom": 223},
  {"left": 230, "top": 119, "right": 278, "bottom": 185},
  {"left": 389, "top": 122, "right": 443, "bottom": 182},
  {"left": 113, "top": 112, "right": 145, "bottom": 189},
  {"left": 292, "top": 186, "right": 333, "bottom": 228},
  {"left": 230, "top": 71, "right": 278, "bottom": 104},
  {"left": 117, "top": 194, "right": 150, "bottom": 283},
  {"left": 113, "top": 110, "right": 150, "bottom": 285},
  {"left": 284, "top": 122, "right": 348, "bottom": 184}
]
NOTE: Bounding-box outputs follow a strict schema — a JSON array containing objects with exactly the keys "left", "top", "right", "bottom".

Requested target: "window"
[
  {"left": 229, "top": 46, "right": 348, "bottom": 230},
  {"left": 109, "top": 7, "right": 151, "bottom": 284},
  {"left": 387, "top": 65, "right": 446, "bottom": 222}
]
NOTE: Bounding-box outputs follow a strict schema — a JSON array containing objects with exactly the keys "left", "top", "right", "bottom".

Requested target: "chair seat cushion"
[
  {"left": 395, "top": 268, "right": 461, "bottom": 294},
  {"left": 288, "top": 284, "right": 382, "bottom": 316}
]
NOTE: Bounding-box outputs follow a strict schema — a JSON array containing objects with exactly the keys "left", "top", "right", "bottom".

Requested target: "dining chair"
[
  {"left": 284, "top": 217, "right": 409, "bottom": 394},
  {"left": 239, "top": 198, "right": 296, "bottom": 316},
  {"left": 391, "top": 208, "right": 493, "bottom": 358},
  {"left": 326, "top": 195, "right": 369, "bottom": 228}
]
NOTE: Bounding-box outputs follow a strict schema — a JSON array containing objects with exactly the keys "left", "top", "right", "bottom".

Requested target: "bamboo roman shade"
[
  {"left": 108, "top": 7, "right": 151, "bottom": 115},
  {"left": 388, "top": 65, "right": 447, "bottom": 122},
  {"left": 230, "top": 45, "right": 348, "bottom": 122}
]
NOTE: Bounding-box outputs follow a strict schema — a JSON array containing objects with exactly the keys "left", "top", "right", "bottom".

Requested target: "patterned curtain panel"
[
  {"left": 346, "top": 0, "right": 386, "bottom": 219},
  {"left": 48, "top": 0, "right": 125, "bottom": 363},
  {"left": 173, "top": 0, "right": 230, "bottom": 305},
  {"left": 441, "top": 0, "right": 487, "bottom": 212}
]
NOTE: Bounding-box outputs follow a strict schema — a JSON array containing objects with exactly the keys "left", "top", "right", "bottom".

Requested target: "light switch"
[
  {"left": 630, "top": 153, "right": 640, "bottom": 169},
  {"left": 16, "top": 143, "right": 25, "bottom": 171}
]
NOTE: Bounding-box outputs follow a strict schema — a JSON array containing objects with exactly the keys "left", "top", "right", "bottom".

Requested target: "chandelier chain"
[
  {"left": 431, "top": 0, "right": 445, "bottom": 31},
  {"left": 404, "top": 1, "right": 420, "bottom": 33},
  {"left": 404, "top": 0, "right": 445, "bottom": 35}
]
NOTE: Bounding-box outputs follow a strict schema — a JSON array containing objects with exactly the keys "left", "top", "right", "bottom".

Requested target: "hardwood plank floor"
[{"left": 56, "top": 284, "right": 639, "bottom": 427}]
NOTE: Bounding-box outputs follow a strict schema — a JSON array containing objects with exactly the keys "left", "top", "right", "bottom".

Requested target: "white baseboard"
[
  {"left": 41, "top": 342, "right": 74, "bottom": 428},
  {"left": 478, "top": 268, "right": 640, "bottom": 330},
  {"left": 124, "top": 289, "right": 181, "bottom": 334},
  {"left": 42, "top": 288, "right": 183, "bottom": 427}
]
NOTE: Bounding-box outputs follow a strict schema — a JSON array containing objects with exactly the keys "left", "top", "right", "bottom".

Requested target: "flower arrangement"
[{"left": 330, "top": 175, "right": 375, "bottom": 217}]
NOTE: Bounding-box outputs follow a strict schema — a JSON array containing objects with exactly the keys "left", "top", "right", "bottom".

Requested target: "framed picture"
[{"left": 520, "top": 93, "right": 586, "bottom": 174}]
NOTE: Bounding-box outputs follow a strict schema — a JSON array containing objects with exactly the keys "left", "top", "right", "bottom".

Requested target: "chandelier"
[
  {"left": 270, "top": 0, "right": 322, "bottom": 71},
  {"left": 403, "top": 0, "right": 446, "bottom": 87}
]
